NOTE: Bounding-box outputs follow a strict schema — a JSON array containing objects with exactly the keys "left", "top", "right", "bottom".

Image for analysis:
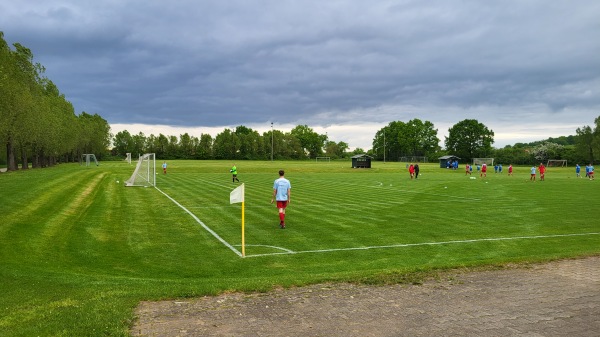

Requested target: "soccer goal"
[
  {"left": 399, "top": 156, "right": 428, "bottom": 163},
  {"left": 473, "top": 158, "right": 494, "bottom": 166},
  {"left": 316, "top": 157, "right": 331, "bottom": 162},
  {"left": 81, "top": 154, "right": 99, "bottom": 166},
  {"left": 547, "top": 159, "right": 567, "bottom": 167},
  {"left": 125, "top": 153, "right": 156, "bottom": 187}
]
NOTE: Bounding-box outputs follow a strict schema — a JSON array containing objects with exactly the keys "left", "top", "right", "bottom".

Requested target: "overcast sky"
[{"left": 2, "top": 1, "right": 599, "bottom": 150}]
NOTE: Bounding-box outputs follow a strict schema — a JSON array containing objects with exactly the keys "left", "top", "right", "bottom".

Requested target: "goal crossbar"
[
  {"left": 473, "top": 158, "right": 494, "bottom": 166},
  {"left": 547, "top": 159, "right": 567, "bottom": 167}
]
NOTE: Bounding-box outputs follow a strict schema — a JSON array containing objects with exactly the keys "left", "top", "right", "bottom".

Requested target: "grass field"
[{"left": 1, "top": 160, "right": 599, "bottom": 336}]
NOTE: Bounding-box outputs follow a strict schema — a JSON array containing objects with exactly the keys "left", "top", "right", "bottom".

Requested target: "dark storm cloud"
[{"left": 2, "top": 0, "right": 599, "bottom": 146}]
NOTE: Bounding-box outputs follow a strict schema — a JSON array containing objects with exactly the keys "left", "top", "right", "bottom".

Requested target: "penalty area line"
[
  {"left": 243, "top": 232, "right": 600, "bottom": 258},
  {"left": 154, "top": 186, "right": 242, "bottom": 257}
]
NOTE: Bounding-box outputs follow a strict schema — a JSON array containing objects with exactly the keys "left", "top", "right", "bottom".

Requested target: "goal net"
[
  {"left": 473, "top": 158, "right": 494, "bottom": 166},
  {"left": 547, "top": 159, "right": 567, "bottom": 167},
  {"left": 399, "top": 156, "right": 428, "bottom": 163},
  {"left": 316, "top": 157, "right": 330, "bottom": 162},
  {"left": 125, "top": 153, "right": 156, "bottom": 187},
  {"left": 125, "top": 153, "right": 132, "bottom": 165},
  {"left": 81, "top": 154, "right": 99, "bottom": 166}
]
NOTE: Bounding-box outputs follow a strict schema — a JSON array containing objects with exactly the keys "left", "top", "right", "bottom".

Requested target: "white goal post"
[
  {"left": 316, "top": 157, "right": 331, "bottom": 162},
  {"left": 547, "top": 159, "right": 567, "bottom": 167},
  {"left": 125, "top": 153, "right": 132, "bottom": 165},
  {"left": 399, "top": 156, "right": 428, "bottom": 163},
  {"left": 81, "top": 154, "right": 99, "bottom": 166},
  {"left": 125, "top": 153, "right": 156, "bottom": 187},
  {"left": 473, "top": 158, "right": 494, "bottom": 166}
]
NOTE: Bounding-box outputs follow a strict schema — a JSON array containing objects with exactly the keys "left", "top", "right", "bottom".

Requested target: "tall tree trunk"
[
  {"left": 32, "top": 152, "right": 40, "bottom": 168},
  {"left": 20, "top": 145, "right": 28, "bottom": 170},
  {"left": 6, "top": 137, "right": 17, "bottom": 171}
]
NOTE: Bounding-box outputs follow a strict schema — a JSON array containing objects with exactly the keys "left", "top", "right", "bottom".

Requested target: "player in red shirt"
[
  {"left": 480, "top": 163, "right": 487, "bottom": 178},
  {"left": 408, "top": 163, "right": 415, "bottom": 179},
  {"left": 508, "top": 164, "right": 513, "bottom": 176},
  {"left": 539, "top": 163, "right": 546, "bottom": 181}
]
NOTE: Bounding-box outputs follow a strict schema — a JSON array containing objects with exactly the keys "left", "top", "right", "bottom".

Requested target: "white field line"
[
  {"left": 154, "top": 186, "right": 242, "bottom": 257},
  {"left": 243, "top": 232, "right": 600, "bottom": 258}
]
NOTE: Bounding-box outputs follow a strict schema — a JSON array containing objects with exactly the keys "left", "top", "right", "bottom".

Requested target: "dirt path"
[{"left": 132, "top": 256, "right": 599, "bottom": 336}]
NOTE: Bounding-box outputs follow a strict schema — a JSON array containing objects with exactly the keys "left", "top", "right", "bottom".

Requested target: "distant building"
[
  {"left": 438, "top": 155, "right": 460, "bottom": 168},
  {"left": 352, "top": 154, "right": 372, "bottom": 168}
]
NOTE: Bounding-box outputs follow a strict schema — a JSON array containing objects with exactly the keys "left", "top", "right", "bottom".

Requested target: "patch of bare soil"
[{"left": 132, "top": 256, "right": 600, "bottom": 337}]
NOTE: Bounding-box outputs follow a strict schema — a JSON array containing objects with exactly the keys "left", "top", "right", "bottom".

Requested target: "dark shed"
[
  {"left": 438, "top": 155, "right": 461, "bottom": 168},
  {"left": 352, "top": 154, "right": 372, "bottom": 168}
]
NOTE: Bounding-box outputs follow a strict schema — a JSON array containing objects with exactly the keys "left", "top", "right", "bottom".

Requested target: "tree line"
[
  {"left": 112, "top": 124, "right": 351, "bottom": 161},
  {"left": 0, "top": 32, "right": 110, "bottom": 171}
]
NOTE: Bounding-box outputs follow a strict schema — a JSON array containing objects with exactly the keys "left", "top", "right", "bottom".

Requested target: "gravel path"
[{"left": 132, "top": 256, "right": 599, "bottom": 337}]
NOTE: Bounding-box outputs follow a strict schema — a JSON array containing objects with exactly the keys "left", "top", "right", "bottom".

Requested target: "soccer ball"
[{"left": 229, "top": 169, "right": 233, "bottom": 173}]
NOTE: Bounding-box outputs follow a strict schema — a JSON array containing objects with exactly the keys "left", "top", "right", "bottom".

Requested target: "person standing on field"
[
  {"left": 539, "top": 163, "right": 546, "bottom": 181},
  {"left": 530, "top": 165, "right": 536, "bottom": 181},
  {"left": 230, "top": 164, "right": 240, "bottom": 183},
  {"left": 508, "top": 164, "right": 513, "bottom": 176},
  {"left": 576, "top": 164, "right": 581, "bottom": 178},
  {"left": 414, "top": 163, "right": 420, "bottom": 179},
  {"left": 271, "top": 169, "right": 291, "bottom": 229},
  {"left": 588, "top": 164, "right": 595, "bottom": 180},
  {"left": 408, "top": 163, "right": 415, "bottom": 179},
  {"left": 480, "top": 163, "right": 487, "bottom": 178},
  {"left": 162, "top": 161, "right": 167, "bottom": 174}
]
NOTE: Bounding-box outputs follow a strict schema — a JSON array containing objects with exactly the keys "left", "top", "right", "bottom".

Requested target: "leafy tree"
[
  {"left": 113, "top": 130, "right": 134, "bottom": 157},
  {"left": 373, "top": 122, "right": 402, "bottom": 161},
  {"left": 531, "top": 142, "right": 565, "bottom": 163},
  {"left": 398, "top": 119, "right": 440, "bottom": 157},
  {"left": 197, "top": 134, "right": 213, "bottom": 159},
  {"left": 324, "top": 141, "right": 349, "bottom": 159},
  {"left": 575, "top": 116, "right": 600, "bottom": 164},
  {"left": 445, "top": 119, "right": 494, "bottom": 161},
  {"left": 373, "top": 119, "right": 439, "bottom": 161},
  {"left": 290, "top": 125, "right": 325, "bottom": 158},
  {"left": 235, "top": 126, "right": 261, "bottom": 160},
  {"left": 179, "top": 133, "right": 193, "bottom": 159},
  {"left": 352, "top": 148, "right": 366, "bottom": 155}
]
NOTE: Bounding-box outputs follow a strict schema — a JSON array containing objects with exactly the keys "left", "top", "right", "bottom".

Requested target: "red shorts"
[
  {"left": 589, "top": 171, "right": 595, "bottom": 176},
  {"left": 276, "top": 200, "right": 288, "bottom": 209}
]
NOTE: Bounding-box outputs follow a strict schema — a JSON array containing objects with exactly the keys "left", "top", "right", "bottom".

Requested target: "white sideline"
[
  {"left": 154, "top": 186, "right": 243, "bottom": 257},
  {"left": 244, "top": 232, "right": 600, "bottom": 258}
]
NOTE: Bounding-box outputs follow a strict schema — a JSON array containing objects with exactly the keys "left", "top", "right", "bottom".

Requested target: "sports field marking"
[
  {"left": 243, "top": 232, "right": 600, "bottom": 258},
  {"left": 154, "top": 186, "right": 243, "bottom": 257},
  {"left": 234, "top": 244, "right": 295, "bottom": 254}
]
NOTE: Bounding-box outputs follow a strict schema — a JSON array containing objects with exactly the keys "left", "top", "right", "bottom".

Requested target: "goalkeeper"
[{"left": 230, "top": 164, "right": 240, "bottom": 183}]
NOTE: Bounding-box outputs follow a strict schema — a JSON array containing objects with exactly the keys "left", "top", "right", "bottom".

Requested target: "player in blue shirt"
[
  {"left": 271, "top": 170, "right": 291, "bottom": 229},
  {"left": 576, "top": 164, "right": 581, "bottom": 178}
]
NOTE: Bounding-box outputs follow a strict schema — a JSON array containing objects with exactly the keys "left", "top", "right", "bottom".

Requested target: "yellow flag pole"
[{"left": 241, "top": 200, "right": 245, "bottom": 257}]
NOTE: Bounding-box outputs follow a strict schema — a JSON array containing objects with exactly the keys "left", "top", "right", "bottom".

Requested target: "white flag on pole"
[{"left": 230, "top": 183, "right": 245, "bottom": 204}]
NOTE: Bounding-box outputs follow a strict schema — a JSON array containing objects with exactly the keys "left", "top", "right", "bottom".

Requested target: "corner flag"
[
  {"left": 229, "top": 183, "right": 246, "bottom": 257},
  {"left": 230, "top": 183, "right": 244, "bottom": 204}
]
